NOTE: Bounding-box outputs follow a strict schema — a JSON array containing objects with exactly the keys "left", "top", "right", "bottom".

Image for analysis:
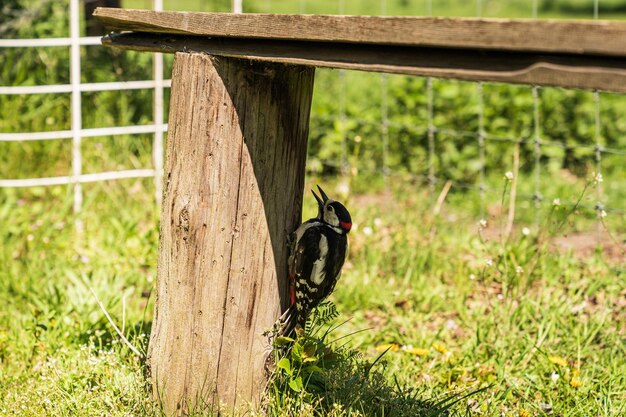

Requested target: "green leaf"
[
  {"left": 276, "top": 357, "right": 292, "bottom": 376},
  {"left": 288, "top": 376, "right": 303, "bottom": 392},
  {"left": 292, "top": 342, "right": 304, "bottom": 362},
  {"left": 303, "top": 365, "right": 323, "bottom": 374},
  {"left": 273, "top": 336, "right": 295, "bottom": 346},
  {"left": 302, "top": 341, "right": 317, "bottom": 357}
]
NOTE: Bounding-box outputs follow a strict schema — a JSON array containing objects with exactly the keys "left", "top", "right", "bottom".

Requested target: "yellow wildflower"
[
  {"left": 375, "top": 343, "right": 400, "bottom": 352},
  {"left": 570, "top": 369, "right": 582, "bottom": 388},
  {"left": 519, "top": 409, "right": 531, "bottom": 417},
  {"left": 403, "top": 346, "right": 429, "bottom": 356},
  {"left": 433, "top": 342, "right": 448, "bottom": 354},
  {"left": 548, "top": 355, "right": 568, "bottom": 367}
]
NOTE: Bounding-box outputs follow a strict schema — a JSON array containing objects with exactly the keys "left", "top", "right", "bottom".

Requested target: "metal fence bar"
[
  {"left": 70, "top": 0, "right": 82, "bottom": 216},
  {"left": 379, "top": 0, "right": 389, "bottom": 179},
  {"left": 477, "top": 82, "right": 486, "bottom": 218},
  {"left": 381, "top": 73, "right": 390, "bottom": 178},
  {"left": 425, "top": 0, "right": 435, "bottom": 197},
  {"left": 0, "top": 36, "right": 101, "bottom": 47},
  {"left": 594, "top": 91, "right": 603, "bottom": 227},
  {"left": 0, "top": 169, "right": 156, "bottom": 188},
  {"left": 593, "top": 0, "right": 604, "bottom": 242},
  {"left": 336, "top": 0, "right": 348, "bottom": 175},
  {"left": 426, "top": 77, "right": 435, "bottom": 197},
  {"left": 475, "top": 1, "right": 486, "bottom": 218},
  {"left": 0, "top": 80, "right": 172, "bottom": 95},
  {"left": 0, "top": 124, "right": 168, "bottom": 142},
  {"left": 232, "top": 0, "right": 243, "bottom": 14},
  {"left": 153, "top": 0, "right": 165, "bottom": 205},
  {"left": 532, "top": 87, "right": 542, "bottom": 227}
]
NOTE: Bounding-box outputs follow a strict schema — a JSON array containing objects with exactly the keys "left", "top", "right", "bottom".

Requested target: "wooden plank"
[
  {"left": 93, "top": 8, "right": 626, "bottom": 57},
  {"left": 148, "top": 52, "right": 314, "bottom": 414},
  {"left": 103, "top": 33, "right": 626, "bottom": 93}
]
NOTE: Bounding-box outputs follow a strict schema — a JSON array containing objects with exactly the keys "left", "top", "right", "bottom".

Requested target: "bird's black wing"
[
  {"left": 293, "top": 227, "right": 322, "bottom": 289},
  {"left": 319, "top": 228, "right": 347, "bottom": 299},
  {"left": 291, "top": 227, "right": 325, "bottom": 322}
]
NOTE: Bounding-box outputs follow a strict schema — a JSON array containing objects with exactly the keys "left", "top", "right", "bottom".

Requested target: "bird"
[{"left": 280, "top": 185, "right": 352, "bottom": 336}]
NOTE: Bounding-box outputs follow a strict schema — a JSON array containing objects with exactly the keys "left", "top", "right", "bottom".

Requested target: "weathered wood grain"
[
  {"left": 93, "top": 8, "right": 626, "bottom": 57},
  {"left": 148, "top": 52, "right": 314, "bottom": 415},
  {"left": 102, "top": 33, "right": 626, "bottom": 93}
]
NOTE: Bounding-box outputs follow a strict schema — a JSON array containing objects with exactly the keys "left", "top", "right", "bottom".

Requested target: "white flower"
[
  {"left": 551, "top": 372, "right": 560, "bottom": 382},
  {"left": 505, "top": 171, "right": 514, "bottom": 181},
  {"left": 445, "top": 319, "right": 459, "bottom": 331},
  {"left": 594, "top": 172, "right": 603, "bottom": 184},
  {"left": 485, "top": 258, "right": 494, "bottom": 267},
  {"left": 515, "top": 265, "right": 524, "bottom": 275},
  {"left": 570, "top": 301, "right": 587, "bottom": 314},
  {"left": 599, "top": 210, "right": 607, "bottom": 219},
  {"left": 522, "top": 227, "right": 530, "bottom": 236},
  {"left": 552, "top": 198, "right": 561, "bottom": 206},
  {"left": 362, "top": 226, "right": 373, "bottom": 236},
  {"left": 373, "top": 217, "right": 382, "bottom": 227},
  {"left": 478, "top": 219, "right": 487, "bottom": 229},
  {"left": 469, "top": 274, "right": 476, "bottom": 280}
]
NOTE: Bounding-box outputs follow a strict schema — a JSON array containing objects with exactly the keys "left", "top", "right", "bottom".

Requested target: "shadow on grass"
[
  {"left": 266, "top": 303, "right": 480, "bottom": 417},
  {"left": 268, "top": 343, "right": 478, "bottom": 417},
  {"left": 82, "top": 298, "right": 479, "bottom": 416}
]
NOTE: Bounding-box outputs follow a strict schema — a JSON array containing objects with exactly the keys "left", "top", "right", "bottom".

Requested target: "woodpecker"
[{"left": 281, "top": 185, "right": 352, "bottom": 335}]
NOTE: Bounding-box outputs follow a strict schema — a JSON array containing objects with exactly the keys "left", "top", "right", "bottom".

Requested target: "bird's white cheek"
[{"left": 325, "top": 211, "right": 339, "bottom": 227}]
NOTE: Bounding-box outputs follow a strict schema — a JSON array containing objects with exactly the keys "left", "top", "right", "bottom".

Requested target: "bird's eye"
[{"left": 327, "top": 206, "right": 333, "bottom": 211}]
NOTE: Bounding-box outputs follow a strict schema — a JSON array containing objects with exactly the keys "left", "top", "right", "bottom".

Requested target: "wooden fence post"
[{"left": 147, "top": 52, "right": 314, "bottom": 415}]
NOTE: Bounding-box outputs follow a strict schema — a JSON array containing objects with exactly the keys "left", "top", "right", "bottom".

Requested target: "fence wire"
[
  {"left": 308, "top": 0, "right": 623, "bottom": 240},
  {"left": 1, "top": 0, "right": 624, "bottom": 240}
]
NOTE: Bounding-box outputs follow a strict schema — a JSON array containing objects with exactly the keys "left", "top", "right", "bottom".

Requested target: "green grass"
[
  {"left": 1, "top": 1, "right": 625, "bottom": 415},
  {"left": 0, "top": 170, "right": 624, "bottom": 416}
]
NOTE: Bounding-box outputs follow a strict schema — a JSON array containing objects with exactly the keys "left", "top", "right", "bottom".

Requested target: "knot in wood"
[{"left": 178, "top": 207, "right": 190, "bottom": 236}]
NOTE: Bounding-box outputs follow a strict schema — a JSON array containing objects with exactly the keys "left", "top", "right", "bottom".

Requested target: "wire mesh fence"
[{"left": 1, "top": 0, "right": 624, "bottom": 242}]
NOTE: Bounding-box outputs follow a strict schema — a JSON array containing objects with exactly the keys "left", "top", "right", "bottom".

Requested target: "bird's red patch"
[
  {"left": 340, "top": 221, "right": 352, "bottom": 231},
  {"left": 289, "top": 274, "right": 296, "bottom": 305}
]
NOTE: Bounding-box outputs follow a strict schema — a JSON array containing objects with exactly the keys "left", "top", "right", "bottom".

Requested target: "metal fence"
[
  {"left": 1, "top": 0, "right": 623, "bottom": 238},
  {"left": 0, "top": 0, "right": 168, "bottom": 214}
]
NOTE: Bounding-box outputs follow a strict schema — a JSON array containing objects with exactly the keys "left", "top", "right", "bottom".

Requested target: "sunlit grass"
[{"left": 0, "top": 170, "right": 623, "bottom": 416}]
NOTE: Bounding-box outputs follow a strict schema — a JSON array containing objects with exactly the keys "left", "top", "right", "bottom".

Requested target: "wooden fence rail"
[{"left": 96, "top": 8, "right": 626, "bottom": 92}]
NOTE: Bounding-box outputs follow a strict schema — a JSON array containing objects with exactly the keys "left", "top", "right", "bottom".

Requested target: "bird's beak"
[
  {"left": 312, "top": 189, "right": 324, "bottom": 212},
  {"left": 316, "top": 185, "right": 330, "bottom": 203}
]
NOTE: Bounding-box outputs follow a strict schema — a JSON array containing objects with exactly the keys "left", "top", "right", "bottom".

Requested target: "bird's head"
[{"left": 312, "top": 185, "right": 352, "bottom": 233}]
